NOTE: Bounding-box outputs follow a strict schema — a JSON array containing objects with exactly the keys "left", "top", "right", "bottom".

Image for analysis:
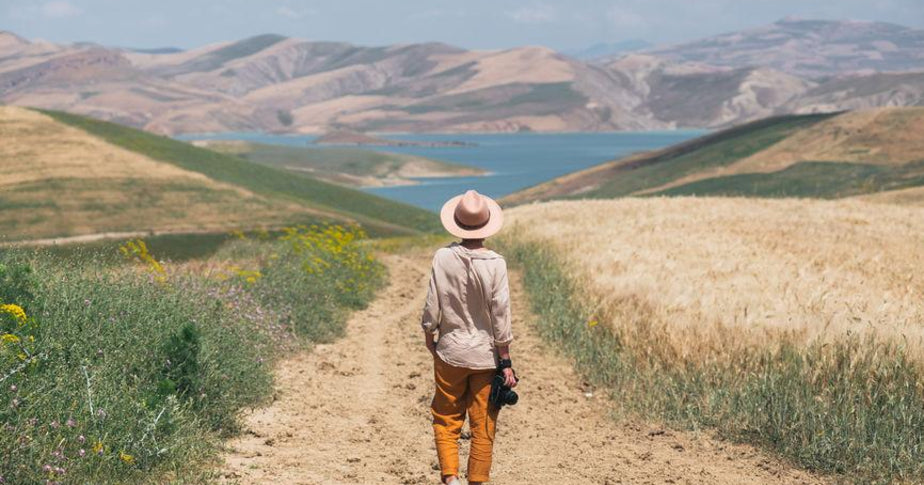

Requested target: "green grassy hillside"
[
  {"left": 40, "top": 110, "right": 441, "bottom": 235},
  {"left": 655, "top": 160, "right": 924, "bottom": 198},
  {"left": 505, "top": 108, "right": 924, "bottom": 205},
  {"left": 588, "top": 113, "right": 836, "bottom": 197},
  {"left": 503, "top": 113, "right": 838, "bottom": 204}
]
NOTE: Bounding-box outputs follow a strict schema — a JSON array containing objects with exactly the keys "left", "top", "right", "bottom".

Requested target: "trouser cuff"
[{"left": 467, "top": 462, "right": 491, "bottom": 482}]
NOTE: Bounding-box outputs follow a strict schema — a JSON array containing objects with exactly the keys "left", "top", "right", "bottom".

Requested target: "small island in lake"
[{"left": 314, "top": 130, "right": 477, "bottom": 148}]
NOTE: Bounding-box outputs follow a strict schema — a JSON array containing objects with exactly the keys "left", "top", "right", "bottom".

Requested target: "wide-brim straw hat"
[{"left": 440, "top": 189, "right": 504, "bottom": 239}]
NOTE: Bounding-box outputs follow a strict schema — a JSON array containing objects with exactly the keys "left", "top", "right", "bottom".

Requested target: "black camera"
[{"left": 489, "top": 369, "right": 519, "bottom": 410}]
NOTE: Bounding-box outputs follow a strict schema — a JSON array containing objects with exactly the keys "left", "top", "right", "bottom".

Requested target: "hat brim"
[{"left": 440, "top": 194, "right": 504, "bottom": 239}]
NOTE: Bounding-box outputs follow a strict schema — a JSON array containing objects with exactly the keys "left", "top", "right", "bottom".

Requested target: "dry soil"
[{"left": 219, "top": 251, "right": 828, "bottom": 485}]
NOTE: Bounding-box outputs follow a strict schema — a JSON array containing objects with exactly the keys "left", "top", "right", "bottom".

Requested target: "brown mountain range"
[
  {"left": 640, "top": 17, "right": 924, "bottom": 78},
  {"left": 1, "top": 18, "right": 923, "bottom": 134}
]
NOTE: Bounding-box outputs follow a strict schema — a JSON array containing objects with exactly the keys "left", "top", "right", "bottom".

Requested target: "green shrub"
[
  {"left": 249, "top": 224, "right": 385, "bottom": 341},
  {"left": 0, "top": 259, "right": 39, "bottom": 307},
  {"left": 159, "top": 322, "right": 202, "bottom": 401}
]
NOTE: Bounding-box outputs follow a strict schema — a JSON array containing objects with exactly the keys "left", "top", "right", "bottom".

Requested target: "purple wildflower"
[
  {"left": 96, "top": 409, "right": 106, "bottom": 419},
  {"left": 42, "top": 464, "right": 51, "bottom": 473},
  {"left": 9, "top": 385, "right": 16, "bottom": 392},
  {"left": 78, "top": 449, "right": 86, "bottom": 458},
  {"left": 66, "top": 418, "right": 76, "bottom": 428},
  {"left": 77, "top": 435, "right": 85, "bottom": 444},
  {"left": 50, "top": 421, "right": 59, "bottom": 429}
]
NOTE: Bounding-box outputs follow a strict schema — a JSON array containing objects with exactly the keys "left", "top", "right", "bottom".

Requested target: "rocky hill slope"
[
  {"left": 640, "top": 17, "right": 924, "bottom": 78},
  {"left": 2, "top": 19, "right": 923, "bottom": 133}
]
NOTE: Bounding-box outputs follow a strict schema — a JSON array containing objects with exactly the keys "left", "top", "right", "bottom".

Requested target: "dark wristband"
[{"left": 498, "top": 359, "right": 512, "bottom": 370}]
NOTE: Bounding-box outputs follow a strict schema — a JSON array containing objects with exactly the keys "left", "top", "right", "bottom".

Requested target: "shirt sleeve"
[
  {"left": 421, "top": 255, "right": 441, "bottom": 333},
  {"left": 490, "top": 259, "right": 513, "bottom": 346}
]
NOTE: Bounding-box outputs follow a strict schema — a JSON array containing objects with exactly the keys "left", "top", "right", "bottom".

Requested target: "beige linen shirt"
[{"left": 421, "top": 243, "right": 513, "bottom": 370}]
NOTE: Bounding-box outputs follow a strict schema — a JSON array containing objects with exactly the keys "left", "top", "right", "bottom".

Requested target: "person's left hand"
[{"left": 502, "top": 367, "right": 517, "bottom": 387}]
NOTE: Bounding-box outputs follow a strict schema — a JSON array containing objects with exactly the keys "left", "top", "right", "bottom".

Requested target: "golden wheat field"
[{"left": 506, "top": 197, "right": 924, "bottom": 357}]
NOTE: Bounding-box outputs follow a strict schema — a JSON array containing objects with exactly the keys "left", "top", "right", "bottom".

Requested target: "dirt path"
[{"left": 220, "top": 251, "right": 828, "bottom": 484}]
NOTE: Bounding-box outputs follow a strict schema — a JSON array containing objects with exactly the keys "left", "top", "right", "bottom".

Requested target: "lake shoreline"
[{"left": 180, "top": 131, "right": 705, "bottom": 211}]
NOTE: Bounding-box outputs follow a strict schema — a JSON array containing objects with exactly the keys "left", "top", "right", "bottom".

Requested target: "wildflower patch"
[{"left": 0, "top": 224, "right": 386, "bottom": 483}]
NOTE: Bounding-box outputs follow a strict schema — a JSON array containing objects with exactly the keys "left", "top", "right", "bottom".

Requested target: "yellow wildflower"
[
  {"left": 588, "top": 320, "right": 599, "bottom": 328},
  {"left": 92, "top": 442, "right": 104, "bottom": 455},
  {"left": 119, "top": 239, "right": 166, "bottom": 280},
  {"left": 119, "top": 450, "right": 135, "bottom": 464},
  {"left": 232, "top": 268, "right": 262, "bottom": 284},
  {"left": 0, "top": 304, "right": 27, "bottom": 324},
  {"left": 1, "top": 333, "right": 20, "bottom": 344}
]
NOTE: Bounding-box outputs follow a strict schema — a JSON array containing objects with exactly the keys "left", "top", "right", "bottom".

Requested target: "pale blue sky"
[{"left": 2, "top": 0, "right": 923, "bottom": 50}]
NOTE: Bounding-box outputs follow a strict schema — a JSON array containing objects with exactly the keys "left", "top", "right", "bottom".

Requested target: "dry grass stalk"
[{"left": 507, "top": 197, "right": 924, "bottom": 362}]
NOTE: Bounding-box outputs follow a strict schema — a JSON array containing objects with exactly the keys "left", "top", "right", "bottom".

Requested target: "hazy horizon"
[{"left": 2, "top": 0, "right": 923, "bottom": 52}]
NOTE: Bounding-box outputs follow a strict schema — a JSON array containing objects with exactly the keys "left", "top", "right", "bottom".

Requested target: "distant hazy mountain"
[
  {"left": 0, "top": 32, "right": 658, "bottom": 133},
  {"left": 781, "top": 71, "right": 924, "bottom": 113},
  {"left": 129, "top": 46, "right": 184, "bottom": 54},
  {"left": 646, "top": 17, "right": 924, "bottom": 78},
  {"left": 562, "top": 40, "right": 652, "bottom": 60},
  {"left": 1, "top": 19, "right": 923, "bottom": 134}
]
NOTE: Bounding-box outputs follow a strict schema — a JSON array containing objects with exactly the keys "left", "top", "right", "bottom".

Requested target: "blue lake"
[{"left": 180, "top": 131, "right": 705, "bottom": 212}]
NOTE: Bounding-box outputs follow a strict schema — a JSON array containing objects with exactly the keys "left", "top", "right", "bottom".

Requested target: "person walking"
[{"left": 421, "top": 189, "right": 518, "bottom": 485}]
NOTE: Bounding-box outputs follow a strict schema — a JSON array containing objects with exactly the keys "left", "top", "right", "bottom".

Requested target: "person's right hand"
[{"left": 424, "top": 332, "right": 437, "bottom": 357}]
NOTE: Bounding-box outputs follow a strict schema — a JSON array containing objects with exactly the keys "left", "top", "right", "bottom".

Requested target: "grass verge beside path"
[
  {"left": 39, "top": 110, "right": 441, "bottom": 236},
  {"left": 0, "top": 224, "right": 384, "bottom": 483},
  {"left": 500, "top": 239, "right": 924, "bottom": 485}
]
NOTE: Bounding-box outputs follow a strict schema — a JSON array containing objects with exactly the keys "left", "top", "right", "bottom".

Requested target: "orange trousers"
[{"left": 431, "top": 355, "right": 499, "bottom": 482}]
